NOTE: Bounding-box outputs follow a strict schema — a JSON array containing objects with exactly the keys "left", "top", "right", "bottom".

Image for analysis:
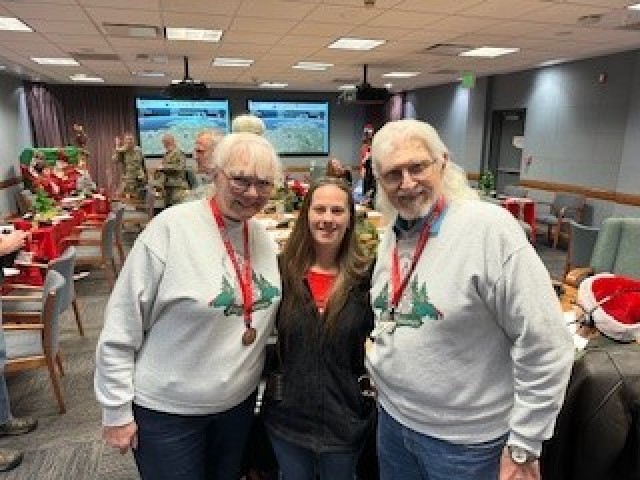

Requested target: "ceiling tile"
[
  {"left": 230, "top": 17, "right": 296, "bottom": 34},
  {"left": 222, "top": 30, "right": 282, "bottom": 45},
  {"left": 26, "top": 19, "right": 100, "bottom": 34},
  {"left": 3, "top": 3, "right": 90, "bottom": 21},
  {"left": 161, "top": 13, "right": 232, "bottom": 30},
  {"left": 348, "top": 26, "right": 415, "bottom": 41},
  {"left": 304, "top": 5, "right": 381, "bottom": 25},
  {"left": 288, "top": 22, "right": 352, "bottom": 36},
  {"left": 524, "top": 4, "right": 613, "bottom": 25},
  {"left": 236, "top": 0, "right": 317, "bottom": 20},
  {"left": 79, "top": 0, "right": 159, "bottom": 8},
  {"left": 366, "top": 10, "right": 446, "bottom": 28},
  {"left": 85, "top": 8, "right": 163, "bottom": 25},
  {"left": 160, "top": 0, "right": 242, "bottom": 15},
  {"left": 461, "top": 0, "right": 547, "bottom": 20},
  {"left": 395, "top": 0, "right": 483, "bottom": 14},
  {"left": 215, "top": 42, "right": 271, "bottom": 55}
]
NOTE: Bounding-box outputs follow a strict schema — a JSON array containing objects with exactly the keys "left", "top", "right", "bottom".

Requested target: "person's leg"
[
  {"left": 133, "top": 404, "right": 208, "bottom": 480},
  {"left": 267, "top": 432, "right": 315, "bottom": 480},
  {"left": 403, "top": 426, "right": 507, "bottom": 480},
  {"left": 317, "top": 450, "right": 359, "bottom": 480},
  {"left": 205, "top": 392, "right": 257, "bottom": 480},
  {"left": 376, "top": 407, "right": 423, "bottom": 480}
]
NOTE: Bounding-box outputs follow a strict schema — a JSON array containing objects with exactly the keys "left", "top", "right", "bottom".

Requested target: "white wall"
[{"left": 0, "top": 74, "right": 32, "bottom": 215}]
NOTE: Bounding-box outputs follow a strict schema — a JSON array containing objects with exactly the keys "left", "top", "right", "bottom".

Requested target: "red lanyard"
[
  {"left": 390, "top": 196, "right": 445, "bottom": 311},
  {"left": 209, "top": 199, "right": 253, "bottom": 328}
]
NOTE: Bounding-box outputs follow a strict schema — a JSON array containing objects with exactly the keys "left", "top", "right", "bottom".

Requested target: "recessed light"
[
  {"left": 338, "top": 84, "right": 357, "bottom": 90},
  {"left": 132, "top": 71, "right": 166, "bottom": 77},
  {"left": 213, "top": 57, "right": 254, "bottom": 67},
  {"left": 165, "top": 27, "right": 222, "bottom": 42},
  {"left": 70, "top": 73, "right": 104, "bottom": 82},
  {"left": 0, "top": 17, "right": 32, "bottom": 32},
  {"left": 382, "top": 71, "right": 420, "bottom": 78},
  {"left": 31, "top": 57, "right": 79, "bottom": 66},
  {"left": 459, "top": 47, "right": 519, "bottom": 58},
  {"left": 293, "top": 61, "right": 333, "bottom": 71},
  {"left": 259, "top": 81, "right": 288, "bottom": 88},
  {"left": 328, "top": 37, "right": 385, "bottom": 51},
  {"left": 628, "top": 3, "right": 640, "bottom": 10}
]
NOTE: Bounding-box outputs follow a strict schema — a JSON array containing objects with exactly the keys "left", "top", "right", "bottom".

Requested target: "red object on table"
[{"left": 501, "top": 197, "right": 536, "bottom": 242}]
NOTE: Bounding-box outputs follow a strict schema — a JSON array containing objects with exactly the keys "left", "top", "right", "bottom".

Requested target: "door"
[{"left": 488, "top": 109, "right": 526, "bottom": 193}]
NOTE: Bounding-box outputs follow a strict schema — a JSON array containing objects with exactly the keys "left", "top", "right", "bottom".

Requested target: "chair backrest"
[
  {"left": 552, "top": 192, "right": 586, "bottom": 222},
  {"left": 41, "top": 269, "right": 66, "bottom": 354},
  {"left": 503, "top": 185, "right": 528, "bottom": 198},
  {"left": 567, "top": 221, "right": 599, "bottom": 270},
  {"left": 48, "top": 246, "right": 76, "bottom": 313},
  {"left": 113, "top": 204, "right": 125, "bottom": 244},
  {"left": 101, "top": 213, "right": 117, "bottom": 260},
  {"left": 591, "top": 217, "right": 640, "bottom": 278}
]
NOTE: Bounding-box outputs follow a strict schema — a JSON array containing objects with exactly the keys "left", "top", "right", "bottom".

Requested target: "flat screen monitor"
[
  {"left": 135, "top": 98, "right": 230, "bottom": 156},
  {"left": 247, "top": 100, "right": 329, "bottom": 156}
]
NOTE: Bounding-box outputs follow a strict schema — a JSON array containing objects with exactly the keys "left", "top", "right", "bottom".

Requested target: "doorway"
[{"left": 487, "top": 109, "right": 526, "bottom": 193}]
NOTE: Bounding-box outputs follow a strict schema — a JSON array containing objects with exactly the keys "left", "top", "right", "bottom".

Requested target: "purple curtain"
[
  {"left": 24, "top": 83, "right": 69, "bottom": 147},
  {"left": 25, "top": 83, "right": 135, "bottom": 194}
]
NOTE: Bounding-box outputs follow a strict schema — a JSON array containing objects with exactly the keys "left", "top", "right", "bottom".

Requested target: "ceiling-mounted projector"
[
  {"left": 166, "top": 56, "right": 209, "bottom": 99},
  {"left": 338, "top": 64, "right": 390, "bottom": 104}
]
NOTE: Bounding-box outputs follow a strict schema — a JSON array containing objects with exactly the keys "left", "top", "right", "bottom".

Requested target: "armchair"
[
  {"left": 3, "top": 270, "right": 67, "bottom": 413},
  {"left": 503, "top": 185, "right": 528, "bottom": 198},
  {"left": 564, "top": 221, "right": 599, "bottom": 278},
  {"left": 535, "top": 192, "right": 586, "bottom": 248},
  {"left": 565, "top": 217, "right": 640, "bottom": 287}
]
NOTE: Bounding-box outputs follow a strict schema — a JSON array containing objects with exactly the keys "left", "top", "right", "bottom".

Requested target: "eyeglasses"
[
  {"left": 379, "top": 159, "right": 438, "bottom": 188},
  {"left": 221, "top": 170, "right": 274, "bottom": 194}
]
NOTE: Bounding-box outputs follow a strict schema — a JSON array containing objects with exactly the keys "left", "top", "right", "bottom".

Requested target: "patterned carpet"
[{"left": 0, "top": 233, "right": 567, "bottom": 480}]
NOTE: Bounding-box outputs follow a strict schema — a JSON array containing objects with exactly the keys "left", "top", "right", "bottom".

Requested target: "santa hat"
[{"left": 578, "top": 273, "right": 640, "bottom": 342}]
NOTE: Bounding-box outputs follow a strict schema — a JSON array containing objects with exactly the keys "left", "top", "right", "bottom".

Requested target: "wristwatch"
[{"left": 508, "top": 446, "right": 538, "bottom": 464}]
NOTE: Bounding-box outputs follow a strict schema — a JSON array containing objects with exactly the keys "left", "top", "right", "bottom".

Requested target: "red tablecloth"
[{"left": 502, "top": 197, "right": 536, "bottom": 241}]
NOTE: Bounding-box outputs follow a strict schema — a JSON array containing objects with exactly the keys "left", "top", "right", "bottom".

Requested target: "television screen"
[
  {"left": 135, "top": 98, "right": 230, "bottom": 156},
  {"left": 247, "top": 100, "right": 329, "bottom": 156}
]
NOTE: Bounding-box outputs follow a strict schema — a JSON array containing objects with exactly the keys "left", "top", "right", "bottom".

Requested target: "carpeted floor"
[{"left": 0, "top": 235, "right": 567, "bottom": 480}]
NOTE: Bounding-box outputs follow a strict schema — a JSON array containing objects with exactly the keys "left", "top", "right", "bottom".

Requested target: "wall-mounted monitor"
[
  {"left": 247, "top": 100, "right": 329, "bottom": 156},
  {"left": 135, "top": 98, "right": 230, "bottom": 156}
]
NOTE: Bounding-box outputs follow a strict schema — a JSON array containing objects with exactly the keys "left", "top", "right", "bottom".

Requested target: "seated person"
[
  {"left": 52, "top": 158, "right": 78, "bottom": 196},
  {"left": 21, "top": 151, "right": 47, "bottom": 192},
  {"left": 325, "top": 157, "right": 353, "bottom": 185},
  {"left": 542, "top": 273, "right": 640, "bottom": 480}
]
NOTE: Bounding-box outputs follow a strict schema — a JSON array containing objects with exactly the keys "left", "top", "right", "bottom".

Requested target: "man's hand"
[
  {"left": 499, "top": 447, "right": 540, "bottom": 480},
  {"left": 0, "top": 230, "right": 29, "bottom": 256},
  {"left": 103, "top": 422, "right": 138, "bottom": 455}
]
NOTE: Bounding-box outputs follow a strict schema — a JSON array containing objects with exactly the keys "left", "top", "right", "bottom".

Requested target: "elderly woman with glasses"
[
  {"left": 366, "top": 119, "right": 573, "bottom": 480},
  {"left": 95, "top": 132, "right": 283, "bottom": 480}
]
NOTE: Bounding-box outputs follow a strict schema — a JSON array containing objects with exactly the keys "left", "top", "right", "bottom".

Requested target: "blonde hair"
[
  {"left": 231, "top": 114, "right": 266, "bottom": 135},
  {"left": 371, "top": 119, "right": 477, "bottom": 214}
]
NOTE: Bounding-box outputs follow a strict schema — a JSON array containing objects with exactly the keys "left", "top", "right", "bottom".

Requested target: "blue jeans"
[
  {"left": 377, "top": 407, "right": 507, "bottom": 480},
  {"left": 268, "top": 431, "right": 359, "bottom": 480},
  {"left": 132, "top": 392, "right": 256, "bottom": 480}
]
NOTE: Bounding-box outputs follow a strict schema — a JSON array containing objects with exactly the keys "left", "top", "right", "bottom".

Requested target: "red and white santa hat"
[{"left": 578, "top": 273, "right": 640, "bottom": 342}]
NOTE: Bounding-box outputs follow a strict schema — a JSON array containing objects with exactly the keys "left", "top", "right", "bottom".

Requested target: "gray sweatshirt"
[
  {"left": 95, "top": 199, "right": 281, "bottom": 426},
  {"left": 367, "top": 200, "right": 573, "bottom": 456}
]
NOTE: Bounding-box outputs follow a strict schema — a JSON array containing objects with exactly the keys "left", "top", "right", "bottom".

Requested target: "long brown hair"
[{"left": 279, "top": 176, "right": 370, "bottom": 334}]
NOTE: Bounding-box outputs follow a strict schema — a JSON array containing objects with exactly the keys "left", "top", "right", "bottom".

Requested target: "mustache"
[{"left": 397, "top": 187, "right": 428, "bottom": 199}]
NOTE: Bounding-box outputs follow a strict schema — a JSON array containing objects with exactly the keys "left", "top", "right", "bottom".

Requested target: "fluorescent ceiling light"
[
  {"left": 32, "top": 57, "right": 79, "bottom": 66},
  {"left": 259, "top": 81, "right": 288, "bottom": 88},
  {"left": 384, "top": 83, "right": 393, "bottom": 89},
  {"left": 627, "top": 3, "right": 640, "bottom": 10},
  {"left": 133, "top": 71, "right": 165, "bottom": 77},
  {"left": 213, "top": 57, "right": 254, "bottom": 67},
  {"left": 0, "top": 65, "right": 6, "bottom": 70},
  {"left": 128, "top": 26, "right": 159, "bottom": 38},
  {"left": 165, "top": 27, "right": 222, "bottom": 42},
  {"left": 0, "top": 17, "right": 32, "bottom": 32},
  {"left": 338, "top": 84, "right": 357, "bottom": 90},
  {"left": 328, "top": 37, "right": 385, "bottom": 51},
  {"left": 459, "top": 47, "right": 519, "bottom": 58},
  {"left": 382, "top": 71, "right": 420, "bottom": 78},
  {"left": 538, "top": 58, "right": 568, "bottom": 67},
  {"left": 70, "top": 73, "right": 104, "bottom": 82},
  {"left": 293, "top": 61, "right": 333, "bottom": 71}
]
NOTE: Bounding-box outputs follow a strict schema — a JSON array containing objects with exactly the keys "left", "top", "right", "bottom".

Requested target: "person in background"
[
  {"left": 113, "top": 133, "right": 146, "bottom": 201},
  {"left": 361, "top": 149, "right": 376, "bottom": 207},
  {"left": 21, "top": 150, "right": 47, "bottom": 192},
  {"left": 0, "top": 230, "right": 38, "bottom": 472},
  {"left": 232, "top": 114, "right": 266, "bottom": 136},
  {"left": 187, "top": 129, "right": 225, "bottom": 200},
  {"left": 263, "top": 177, "right": 374, "bottom": 480},
  {"left": 325, "top": 157, "right": 353, "bottom": 186},
  {"left": 159, "top": 133, "right": 189, "bottom": 208},
  {"left": 367, "top": 119, "right": 573, "bottom": 480},
  {"left": 95, "top": 132, "right": 283, "bottom": 480},
  {"left": 542, "top": 273, "right": 640, "bottom": 480}
]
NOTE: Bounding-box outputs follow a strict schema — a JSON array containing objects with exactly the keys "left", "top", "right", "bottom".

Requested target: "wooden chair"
[
  {"left": 62, "top": 213, "right": 118, "bottom": 288},
  {"left": 2, "top": 246, "right": 84, "bottom": 336},
  {"left": 3, "top": 270, "right": 67, "bottom": 413},
  {"left": 535, "top": 192, "right": 586, "bottom": 248}
]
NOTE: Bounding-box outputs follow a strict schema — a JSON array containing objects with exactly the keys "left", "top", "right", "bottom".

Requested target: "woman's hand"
[
  {"left": 103, "top": 422, "right": 138, "bottom": 454},
  {"left": 0, "top": 230, "right": 29, "bottom": 256}
]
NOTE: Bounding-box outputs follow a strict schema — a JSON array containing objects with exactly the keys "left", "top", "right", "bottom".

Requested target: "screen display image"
[
  {"left": 247, "top": 100, "right": 329, "bottom": 156},
  {"left": 135, "top": 98, "right": 230, "bottom": 156}
]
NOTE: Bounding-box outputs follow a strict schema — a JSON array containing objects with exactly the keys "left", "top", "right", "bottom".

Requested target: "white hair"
[
  {"left": 371, "top": 119, "right": 478, "bottom": 215},
  {"left": 231, "top": 114, "right": 266, "bottom": 136},
  {"left": 209, "top": 132, "right": 283, "bottom": 197},
  {"left": 196, "top": 128, "right": 225, "bottom": 169}
]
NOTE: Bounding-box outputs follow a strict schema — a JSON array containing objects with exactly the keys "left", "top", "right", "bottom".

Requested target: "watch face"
[{"left": 510, "top": 446, "right": 530, "bottom": 464}]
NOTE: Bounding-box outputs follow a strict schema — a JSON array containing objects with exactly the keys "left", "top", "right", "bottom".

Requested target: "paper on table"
[{"left": 2, "top": 267, "right": 20, "bottom": 277}]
